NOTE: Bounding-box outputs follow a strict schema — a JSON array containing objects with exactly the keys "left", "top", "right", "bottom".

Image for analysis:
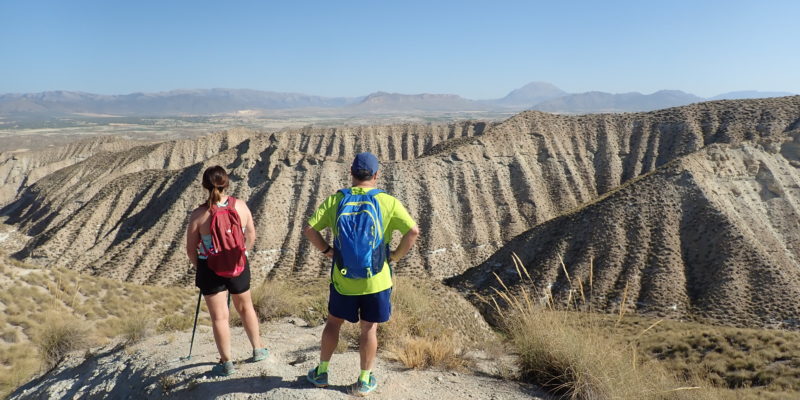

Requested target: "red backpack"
[{"left": 200, "top": 197, "right": 247, "bottom": 277}]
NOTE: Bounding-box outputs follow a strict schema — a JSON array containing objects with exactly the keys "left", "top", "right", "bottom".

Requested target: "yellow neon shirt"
[{"left": 308, "top": 187, "right": 416, "bottom": 295}]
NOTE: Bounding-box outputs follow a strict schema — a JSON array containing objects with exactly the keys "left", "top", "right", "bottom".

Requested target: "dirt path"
[{"left": 10, "top": 320, "right": 545, "bottom": 399}]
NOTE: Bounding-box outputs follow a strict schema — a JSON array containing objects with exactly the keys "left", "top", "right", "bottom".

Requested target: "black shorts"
[{"left": 195, "top": 258, "right": 251, "bottom": 295}]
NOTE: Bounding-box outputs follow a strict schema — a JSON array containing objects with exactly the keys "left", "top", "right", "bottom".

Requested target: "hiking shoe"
[
  {"left": 210, "top": 360, "right": 236, "bottom": 376},
  {"left": 350, "top": 373, "right": 377, "bottom": 396},
  {"left": 306, "top": 366, "right": 329, "bottom": 388},
  {"left": 251, "top": 348, "right": 269, "bottom": 362}
]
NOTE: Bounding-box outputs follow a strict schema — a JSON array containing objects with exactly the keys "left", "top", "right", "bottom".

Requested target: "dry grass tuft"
[
  {"left": 156, "top": 314, "right": 193, "bottom": 334},
  {"left": 379, "top": 276, "right": 487, "bottom": 370},
  {"left": 0, "top": 343, "right": 39, "bottom": 398},
  {"left": 119, "top": 315, "right": 151, "bottom": 345},
  {"left": 33, "top": 316, "right": 91, "bottom": 369},
  {"left": 387, "top": 335, "right": 467, "bottom": 370},
  {"left": 490, "top": 254, "right": 718, "bottom": 400},
  {"left": 299, "top": 293, "right": 328, "bottom": 327},
  {"left": 337, "top": 323, "right": 360, "bottom": 353},
  {"left": 251, "top": 280, "right": 305, "bottom": 322}
]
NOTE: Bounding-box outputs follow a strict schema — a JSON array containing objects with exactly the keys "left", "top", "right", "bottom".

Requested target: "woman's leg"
[
  {"left": 231, "top": 290, "right": 264, "bottom": 349},
  {"left": 205, "top": 291, "right": 232, "bottom": 362}
]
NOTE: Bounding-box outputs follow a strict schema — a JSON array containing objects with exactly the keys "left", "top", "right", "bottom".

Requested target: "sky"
[{"left": 1, "top": 0, "right": 798, "bottom": 99}]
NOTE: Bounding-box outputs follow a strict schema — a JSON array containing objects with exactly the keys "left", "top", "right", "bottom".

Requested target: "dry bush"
[
  {"left": 33, "top": 316, "right": 90, "bottom": 369},
  {"left": 386, "top": 335, "right": 467, "bottom": 371},
  {"left": 490, "top": 254, "right": 719, "bottom": 400},
  {"left": 91, "top": 304, "right": 108, "bottom": 319},
  {"left": 251, "top": 280, "right": 302, "bottom": 321},
  {"left": 7, "top": 256, "right": 38, "bottom": 269},
  {"left": 607, "top": 316, "right": 800, "bottom": 393},
  {"left": 300, "top": 292, "right": 328, "bottom": 327},
  {"left": 378, "top": 276, "right": 479, "bottom": 370},
  {"left": 0, "top": 344, "right": 40, "bottom": 398},
  {"left": 21, "top": 272, "right": 47, "bottom": 286},
  {"left": 101, "top": 292, "right": 129, "bottom": 318},
  {"left": 7, "top": 314, "right": 35, "bottom": 332},
  {"left": 1, "top": 328, "right": 20, "bottom": 343},
  {"left": 337, "top": 323, "right": 360, "bottom": 353},
  {"left": 0, "top": 253, "right": 197, "bottom": 396},
  {"left": 119, "top": 315, "right": 151, "bottom": 345},
  {"left": 229, "top": 310, "right": 243, "bottom": 327},
  {"left": 78, "top": 283, "right": 101, "bottom": 297},
  {"left": 156, "top": 314, "right": 194, "bottom": 334}
]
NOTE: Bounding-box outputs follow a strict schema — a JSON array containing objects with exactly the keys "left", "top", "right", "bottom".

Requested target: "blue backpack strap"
[
  {"left": 366, "top": 188, "right": 383, "bottom": 196},
  {"left": 336, "top": 188, "right": 352, "bottom": 217}
]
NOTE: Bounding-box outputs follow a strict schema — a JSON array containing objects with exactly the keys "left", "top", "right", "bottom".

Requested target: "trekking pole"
[{"left": 183, "top": 291, "right": 202, "bottom": 360}]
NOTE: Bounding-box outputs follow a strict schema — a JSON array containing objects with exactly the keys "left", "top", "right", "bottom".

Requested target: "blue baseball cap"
[{"left": 351, "top": 152, "right": 379, "bottom": 175}]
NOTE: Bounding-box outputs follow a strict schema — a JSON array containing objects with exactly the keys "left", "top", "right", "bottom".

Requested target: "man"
[{"left": 303, "top": 152, "right": 420, "bottom": 396}]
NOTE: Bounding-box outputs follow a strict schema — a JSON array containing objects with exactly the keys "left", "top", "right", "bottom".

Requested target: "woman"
[{"left": 185, "top": 165, "right": 267, "bottom": 376}]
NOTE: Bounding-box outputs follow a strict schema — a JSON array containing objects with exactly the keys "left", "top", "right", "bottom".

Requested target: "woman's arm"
[
  {"left": 185, "top": 210, "right": 201, "bottom": 268},
  {"left": 238, "top": 201, "right": 256, "bottom": 251}
]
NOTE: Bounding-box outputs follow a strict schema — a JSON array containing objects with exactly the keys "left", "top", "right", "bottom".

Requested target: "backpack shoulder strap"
[
  {"left": 338, "top": 188, "right": 352, "bottom": 196},
  {"left": 227, "top": 196, "right": 236, "bottom": 208},
  {"left": 366, "top": 189, "right": 383, "bottom": 196}
]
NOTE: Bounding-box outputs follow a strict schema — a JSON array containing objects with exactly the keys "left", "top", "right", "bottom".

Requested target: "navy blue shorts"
[{"left": 328, "top": 284, "right": 392, "bottom": 323}]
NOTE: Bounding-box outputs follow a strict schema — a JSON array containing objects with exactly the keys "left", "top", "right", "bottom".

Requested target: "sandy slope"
[
  {"left": 4, "top": 98, "right": 799, "bottom": 288},
  {"left": 450, "top": 137, "right": 800, "bottom": 329},
  {"left": 0, "top": 136, "right": 139, "bottom": 206},
  {"left": 9, "top": 320, "right": 543, "bottom": 400}
]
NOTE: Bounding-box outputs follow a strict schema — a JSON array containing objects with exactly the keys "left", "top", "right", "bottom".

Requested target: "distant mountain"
[
  {"left": 0, "top": 89, "right": 360, "bottom": 116},
  {"left": 493, "top": 81, "right": 567, "bottom": 107},
  {"left": 709, "top": 91, "right": 796, "bottom": 101},
  {"left": 531, "top": 90, "right": 705, "bottom": 113},
  {"left": 349, "top": 92, "right": 488, "bottom": 112},
  {"left": 0, "top": 85, "right": 796, "bottom": 117}
]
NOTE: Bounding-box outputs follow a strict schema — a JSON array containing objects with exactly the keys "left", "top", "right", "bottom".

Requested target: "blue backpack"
[{"left": 333, "top": 188, "right": 389, "bottom": 279}]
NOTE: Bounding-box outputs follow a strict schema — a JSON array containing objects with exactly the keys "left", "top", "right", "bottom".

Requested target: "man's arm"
[
  {"left": 303, "top": 225, "right": 333, "bottom": 259},
  {"left": 390, "top": 224, "right": 420, "bottom": 262}
]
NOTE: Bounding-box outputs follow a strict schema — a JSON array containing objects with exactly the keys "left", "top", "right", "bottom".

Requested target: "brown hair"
[{"left": 202, "top": 165, "right": 229, "bottom": 209}]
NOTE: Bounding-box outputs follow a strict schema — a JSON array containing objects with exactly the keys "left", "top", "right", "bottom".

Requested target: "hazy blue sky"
[{"left": 1, "top": 0, "right": 798, "bottom": 98}]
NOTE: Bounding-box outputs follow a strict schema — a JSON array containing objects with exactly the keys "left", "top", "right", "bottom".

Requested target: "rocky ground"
[{"left": 10, "top": 320, "right": 543, "bottom": 400}]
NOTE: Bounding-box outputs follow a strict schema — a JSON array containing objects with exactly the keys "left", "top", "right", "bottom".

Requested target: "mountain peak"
[{"left": 497, "top": 81, "right": 567, "bottom": 106}]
